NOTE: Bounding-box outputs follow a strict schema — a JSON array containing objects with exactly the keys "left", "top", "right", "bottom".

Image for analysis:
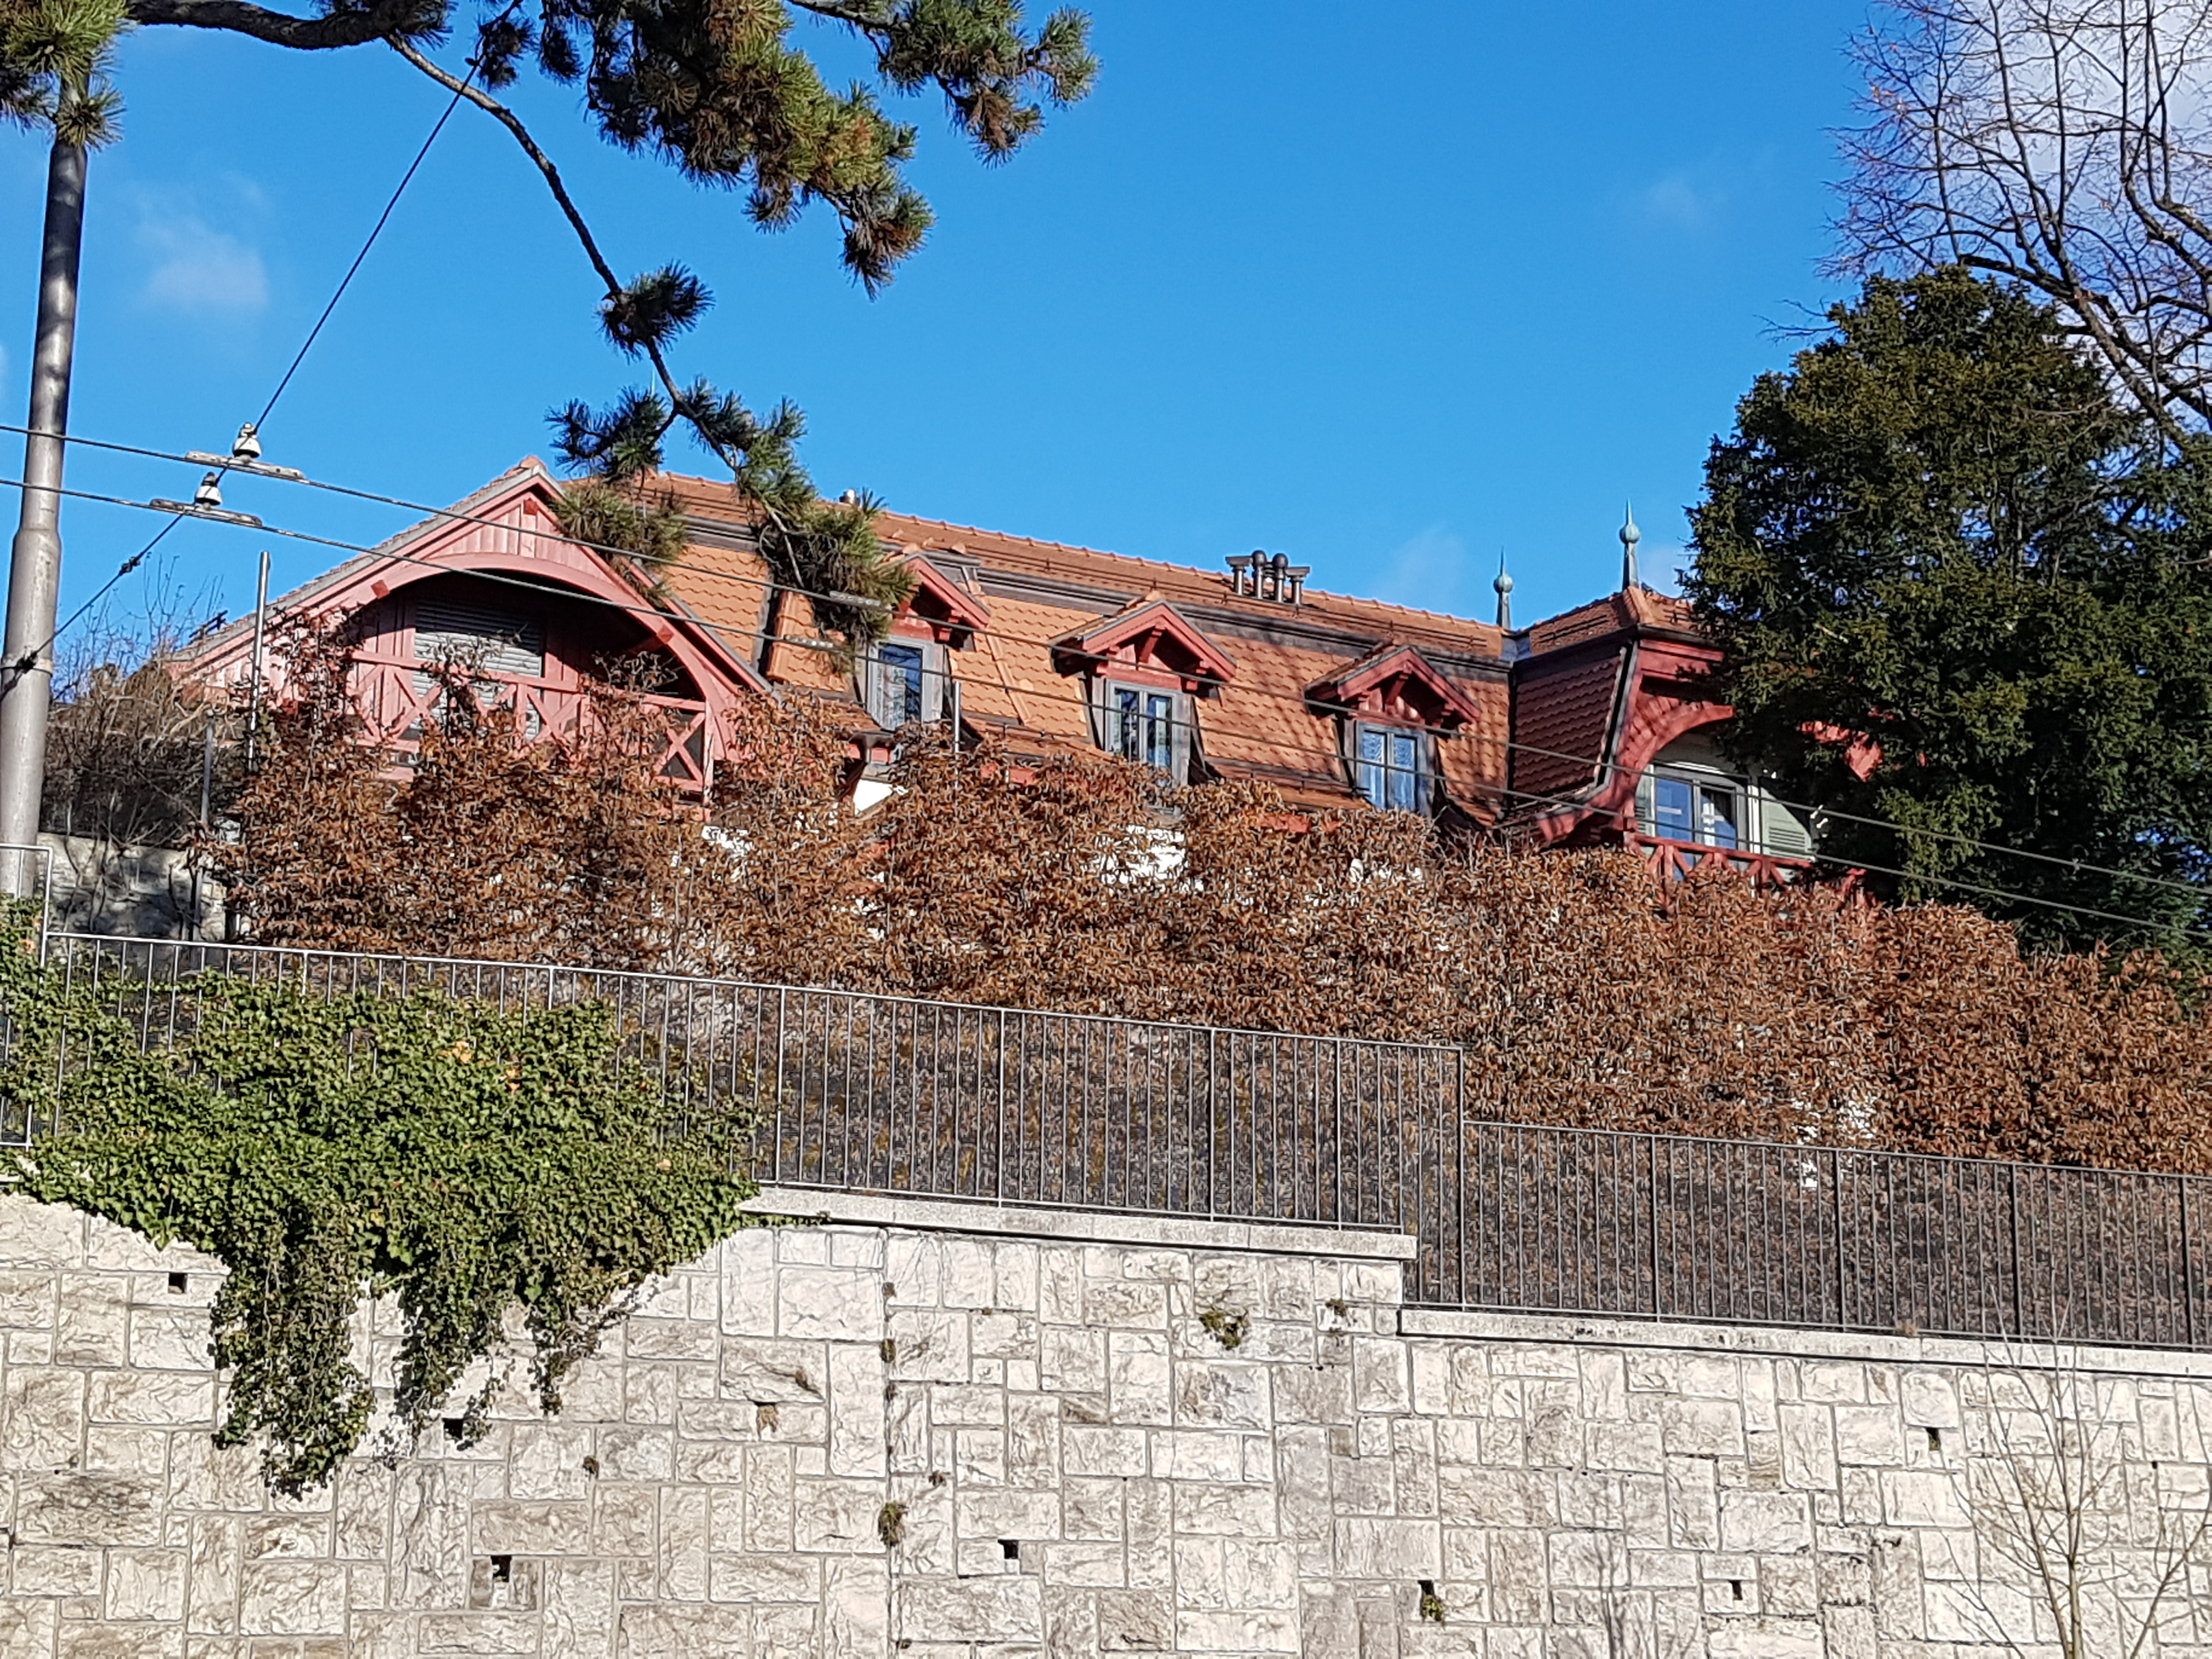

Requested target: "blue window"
[
  {"left": 1357, "top": 725, "right": 1425, "bottom": 813},
  {"left": 1114, "top": 686, "right": 1176, "bottom": 772},
  {"left": 1646, "top": 771, "right": 1740, "bottom": 849},
  {"left": 876, "top": 643, "right": 926, "bottom": 729}
]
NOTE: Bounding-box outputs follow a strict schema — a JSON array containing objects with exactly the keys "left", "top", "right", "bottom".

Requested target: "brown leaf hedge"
[{"left": 211, "top": 639, "right": 2212, "bottom": 1176}]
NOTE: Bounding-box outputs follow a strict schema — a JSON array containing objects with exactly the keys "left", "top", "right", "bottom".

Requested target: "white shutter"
[{"left": 1756, "top": 786, "right": 1815, "bottom": 855}]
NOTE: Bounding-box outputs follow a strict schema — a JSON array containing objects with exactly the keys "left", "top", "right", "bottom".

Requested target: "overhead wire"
[
  {"left": 17, "top": 422, "right": 2212, "bottom": 938},
  {"left": 5, "top": 461, "right": 2208, "bottom": 945},
  {"left": 19, "top": 430, "right": 2212, "bottom": 929},
  {"left": 20, "top": 17, "right": 511, "bottom": 680},
  {"left": 31, "top": 421, "right": 2212, "bottom": 916},
  {"left": 255, "top": 14, "right": 516, "bottom": 432}
]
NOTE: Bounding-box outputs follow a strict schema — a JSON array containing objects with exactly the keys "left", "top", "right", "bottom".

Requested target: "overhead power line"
[
  {"left": 4, "top": 462, "right": 2206, "bottom": 947},
  {"left": 22, "top": 30, "right": 506, "bottom": 679},
  {"left": 29, "top": 420, "right": 2212, "bottom": 922}
]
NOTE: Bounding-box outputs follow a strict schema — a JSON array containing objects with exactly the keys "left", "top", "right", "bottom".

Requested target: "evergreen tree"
[
  {"left": 3, "top": 1, "right": 1096, "bottom": 643},
  {"left": 1687, "top": 268, "right": 2212, "bottom": 953}
]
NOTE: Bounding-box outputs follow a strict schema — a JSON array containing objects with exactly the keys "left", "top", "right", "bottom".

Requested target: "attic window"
[
  {"left": 412, "top": 597, "right": 545, "bottom": 680},
  {"left": 1094, "top": 681, "right": 1188, "bottom": 778},
  {"left": 1112, "top": 686, "right": 1177, "bottom": 772},
  {"left": 1644, "top": 770, "right": 1740, "bottom": 850},
  {"left": 861, "top": 640, "right": 945, "bottom": 731},
  {"left": 1356, "top": 724, "right": 1427, "bottom": 814}
]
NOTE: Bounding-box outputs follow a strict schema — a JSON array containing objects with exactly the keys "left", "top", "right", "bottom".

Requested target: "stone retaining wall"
[{"left": 1, "top": 1187, "right": 2208, "bottom": 1657}]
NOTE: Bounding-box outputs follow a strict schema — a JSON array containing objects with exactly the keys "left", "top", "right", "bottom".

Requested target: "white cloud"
[
  {"left": 138, "top": 210, "right": 268, "bottom": 316},
  {"left": 1370, "top": 524, "right": 1483, "bottom": 618},
  {"left": 1638, "top": 171, "right": 1723, "bottom": 233}
]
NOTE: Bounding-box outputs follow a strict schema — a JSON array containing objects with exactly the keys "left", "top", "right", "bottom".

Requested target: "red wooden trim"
[
  {"left": 1311, "top": 643, "right": 1482, "bottom": 729},
  {"left": 1052, "top": 599, "right": 1237, "bottom": 685},
  {"left": 896, "top": 553, "right": 991, "bottom": 637}
]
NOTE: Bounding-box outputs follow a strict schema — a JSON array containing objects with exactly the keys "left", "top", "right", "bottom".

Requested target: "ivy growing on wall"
[{"left": 0, "top": 909, "right": 759, "bottom": 1495}]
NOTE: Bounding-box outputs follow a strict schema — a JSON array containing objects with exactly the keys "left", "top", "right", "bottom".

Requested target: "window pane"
[
  {"left": 1699, "top": 785, "right": 1740, "bottom": 850},
  {"left": 1355, "top": 724, "right": 1426, "bottom": 813},
  {"left": 1146, "top": 693, "right": 1173, "bottom": 772},
  {"left": 1652, "top": 777, "right": 1694, "bottom": 838},
  {"left": 880, "top": 644, "right": 924, "bottom": 727},
  {"left": 1389, "top": 761, "right": 1418, "bottom": 813},
  {"left": 1116, "top": 688, "right": 1141, "bottom": 761},
  {"left": 1356, "top": 725, "right": 1385, "bottom": 808}
]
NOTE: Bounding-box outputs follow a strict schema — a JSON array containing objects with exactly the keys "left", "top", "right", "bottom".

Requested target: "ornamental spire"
[
  {"left": 1493, "top": 550, "right": 1514, "bottom": 631},
  {"left": 1619, "top": 502, "right": 1641, "bottom": 590}
]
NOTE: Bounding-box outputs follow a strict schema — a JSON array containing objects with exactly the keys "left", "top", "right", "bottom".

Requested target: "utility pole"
[{"left": 0, "top": 128, "right": 88, "bottom": 894}]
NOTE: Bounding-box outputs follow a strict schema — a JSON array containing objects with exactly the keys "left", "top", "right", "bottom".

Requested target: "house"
[{"left": 180, "top": 460, "right": 1818, "bottom": 881}]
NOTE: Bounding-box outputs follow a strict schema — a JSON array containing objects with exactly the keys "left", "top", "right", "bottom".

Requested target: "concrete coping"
[
  {"left": 1403, "top": 1305, "right": 2212, "bottom": 1380},
  {"left": 743, "top": 1185, "right": 1420, "bottom": 1262}
]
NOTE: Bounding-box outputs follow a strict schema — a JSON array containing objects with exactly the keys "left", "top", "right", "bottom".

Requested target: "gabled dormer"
[
  {"left": 1049, "top": 597, "right": 1237, "bottom": 691},
  {"left": 857, "top": 552, "right": 993, "bottom": 733},
  {"left": 895, "top": 553, "right": 991, "bottom": 648},
  {"left": 1052, "top": 598, "right": 1235, "bottom": 780},
  {"left": 1307, "top": 644, "right": 1481, "bottom": 814}
]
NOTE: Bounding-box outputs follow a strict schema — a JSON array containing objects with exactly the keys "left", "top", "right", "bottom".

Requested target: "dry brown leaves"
[{"left": 216, "top": 652, "right": 2212, "bottom": 1174}]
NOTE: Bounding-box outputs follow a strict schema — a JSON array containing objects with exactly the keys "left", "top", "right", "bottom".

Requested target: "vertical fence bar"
[
  {"left": 2007, "top": 1163, "right": 2025, "bottom": 1339},
  {"left": 2182, "top": 1175, "right": 2198, "bottom": 1353},
  {"left": 1647, "top": 1133, "right": 1662, "bottom": 1320}
]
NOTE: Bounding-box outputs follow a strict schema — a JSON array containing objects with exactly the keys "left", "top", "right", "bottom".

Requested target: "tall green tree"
[{"left": 1686, "top": 268, "right": 2212, "bottom": 952}]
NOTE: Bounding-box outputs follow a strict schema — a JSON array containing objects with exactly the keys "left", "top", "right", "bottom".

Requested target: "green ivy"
[{"left": 0, "top": 908, "right": 758, "bottom": 1495}]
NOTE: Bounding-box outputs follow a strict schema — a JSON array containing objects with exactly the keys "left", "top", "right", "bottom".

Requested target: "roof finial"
[
  {"left": 1493, "top": 549, "right": 1514, "bottom": 631},
  {"left": 1619, "top": 501, "right": 1641, "bottom": 590}
]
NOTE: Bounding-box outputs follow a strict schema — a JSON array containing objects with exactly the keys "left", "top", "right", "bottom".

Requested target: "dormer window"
[
  {"left": 861, "top": 553, "right": 992, "bottom": 734},
  {"left": 866, "top": 640, "right": 938, "bottom": 730},
  {"left": 1308, "top": 644, "right": 1482, "bottom": 817},
  {"left": 1051, "top": 599, "right": 1236, "bottom": 783},
  {"left": 1633, "top": 734, "right": 1815, "bottom": 856},
  {"left": 1356, "top": 724, "right": 1428, "bottom": 813},
  {"left": 1104, "top": 683, "right": 1183, "bottom": 774},
  {"left": 1645, "top": 770, "right": 1739, "bottom": 849}
]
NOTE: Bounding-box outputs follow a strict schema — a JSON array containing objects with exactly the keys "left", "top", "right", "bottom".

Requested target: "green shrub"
[{"left": 0, "top": 907, "right": 757, "bottom": 1494}]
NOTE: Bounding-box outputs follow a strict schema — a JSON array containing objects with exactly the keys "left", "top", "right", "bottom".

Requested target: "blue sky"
[{"left": 0, "top": 3, "right": 1868, "bottom": 647}]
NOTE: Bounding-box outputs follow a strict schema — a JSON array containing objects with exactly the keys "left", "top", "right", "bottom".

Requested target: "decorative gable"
[
  {"left": 1049, "top": 599, "right": 1237, "bottom": 693},
  {"left": 1307, "top": 643, "right": 1481, "bottom": 730},
  {"left": 893, "top": 553, "right": 991, "bottom": 646}
]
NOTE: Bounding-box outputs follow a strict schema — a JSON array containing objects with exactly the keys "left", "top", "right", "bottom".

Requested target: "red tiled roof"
[{"left": 652, "top": 472, "right": 1516, "bottom": 817}]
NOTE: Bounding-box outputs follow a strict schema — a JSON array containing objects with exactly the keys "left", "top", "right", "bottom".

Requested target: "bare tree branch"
[{"left": 1839, "top": 0, "right": 2212, "bottom": 436}]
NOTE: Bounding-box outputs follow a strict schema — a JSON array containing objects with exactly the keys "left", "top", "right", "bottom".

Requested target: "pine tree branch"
[
  {"left": 125, "top": 0, "right": 438, "bottom": 51},
  {"left": 388, "top": 40, "right": 622, "bottom": 297},
  {"left": 390, "top": 41, "right": 801, "bottom": 537},
  {"left": 785, "top": 0, "right": 896, "bottom": 24}
]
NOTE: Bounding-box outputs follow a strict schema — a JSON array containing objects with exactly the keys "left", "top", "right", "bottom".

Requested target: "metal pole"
[
  {"left": 189, "top": 707, "right": 214, "bottom": 940},
  {"left": 948, "top": 678, "right": 961, "bottom": 793},
  {"left": 2183, "top": 1175, "right": 2199, "bottom": 1352},
  {"left": 0, "top": 132, "right": 88, "bottom": 893},
  {"left": 243, "top": 548, "right": 270, "bottom": 775}
]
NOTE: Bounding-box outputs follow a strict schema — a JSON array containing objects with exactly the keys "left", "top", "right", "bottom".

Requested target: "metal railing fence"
[
  {"left": 14, "top": 933, "right": 1451, "bottom": 1231},
  {"left": 8, "top": 929, "right": 2210, "bottom": 1352},
  {"left": 1409, "top": 1118, "right": 2210, "bottom": 1351}
]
